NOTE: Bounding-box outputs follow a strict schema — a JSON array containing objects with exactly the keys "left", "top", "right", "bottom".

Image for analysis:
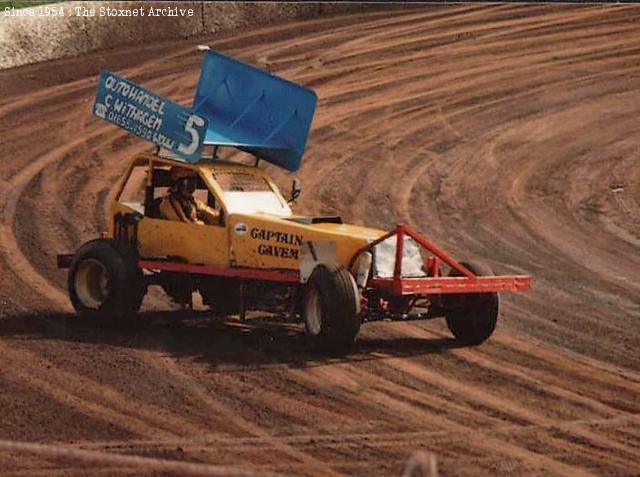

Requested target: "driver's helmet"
[
  {"left": 169, "top": 167, "right": 198, "bottom": 191},
  {"left": 170, "top": 166, "right": 197, "bottom": 181}
]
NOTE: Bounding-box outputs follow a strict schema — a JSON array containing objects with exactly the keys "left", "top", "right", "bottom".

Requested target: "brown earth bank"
[{"left": 0, "top": 4, "right": 639, "bottom": 476}]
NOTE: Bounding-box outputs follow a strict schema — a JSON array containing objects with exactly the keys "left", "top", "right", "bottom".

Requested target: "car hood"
[
  {"left": 279, "top": 215, "right": 385, "bottom": 240},
  {"left": 295, "top": 221, "right": 386, "bottom": 241}
]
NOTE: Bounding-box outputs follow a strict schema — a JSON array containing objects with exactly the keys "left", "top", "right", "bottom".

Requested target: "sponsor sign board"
[{"left": 94, "top": 71, "right": 208, "bottom": 162}]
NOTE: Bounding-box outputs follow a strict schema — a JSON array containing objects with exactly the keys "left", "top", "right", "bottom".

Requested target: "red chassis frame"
[
  {"left": 136, "top": 224, "right": 530, "bottom": 297},
  {"left": 350, "top": 224, "right": 530, "bottom": 296}
]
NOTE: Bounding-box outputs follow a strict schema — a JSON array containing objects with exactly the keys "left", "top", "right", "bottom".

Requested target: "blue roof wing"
[{"left": 193, "top": 51, "right": 317, "bottom": 172}]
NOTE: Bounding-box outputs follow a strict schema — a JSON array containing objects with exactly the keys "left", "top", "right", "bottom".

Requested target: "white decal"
[
  {"left": 234, "top": 222, "right": 248, "bottom": 235},
  {"left": 94, "top": 103, "right": 106, "bottom": 119},
  {"left": 178, "top": 114, "right": 205, "bottom": 156}
]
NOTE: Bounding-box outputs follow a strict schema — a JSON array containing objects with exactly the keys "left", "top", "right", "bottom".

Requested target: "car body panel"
[
  {"left": 109, "top": 154, "right": 386, "bottom": 271},
  {"left": 228, "top": 214, "right": 384, "bottom": 270},
  {"left": 138, "top": 218, "right": 229, "bottom": 266}
]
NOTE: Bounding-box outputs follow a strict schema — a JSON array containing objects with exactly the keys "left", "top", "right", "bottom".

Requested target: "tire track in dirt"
[
  {"left": 1, "top": 4, "right": 640, "bottom": 476},
  {"left": 137, "top": 351, "right": 345, "bottom": 477},
  {"left": 0, "top": 342, "right": 202, "bottom": 439}
]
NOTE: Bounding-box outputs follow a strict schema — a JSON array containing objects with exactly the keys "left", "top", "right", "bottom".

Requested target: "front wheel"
[
  {"left": 443, "top": 261, "right": 499, "bottom": 345},
  {"left": 68, "top": 239, "right": 144, "bottom": 324},
  {"left": 304, "top": 264, "right": 361, "bottom": 353}
]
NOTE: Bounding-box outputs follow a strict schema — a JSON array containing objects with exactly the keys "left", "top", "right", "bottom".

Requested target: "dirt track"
[{"left": 0, "top": 4, "right": 639, "bottom": 476}]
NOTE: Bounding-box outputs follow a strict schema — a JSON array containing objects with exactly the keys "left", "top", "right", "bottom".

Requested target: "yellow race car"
[{"left": 58, "top": 50, "right": 530, "bottom": 352}]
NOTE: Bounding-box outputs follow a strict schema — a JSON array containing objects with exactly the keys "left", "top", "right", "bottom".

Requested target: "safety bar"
[
  {"left": 348, "top": 224, "right": 475, "bottom": 279},
  {"left": 349, "top": 224, "right": 531, "bottom": 296}
]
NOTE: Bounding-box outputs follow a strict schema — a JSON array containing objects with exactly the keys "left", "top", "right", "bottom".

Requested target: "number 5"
[{"left": 178, "top": 115, "right": 205, "bottom": 156}]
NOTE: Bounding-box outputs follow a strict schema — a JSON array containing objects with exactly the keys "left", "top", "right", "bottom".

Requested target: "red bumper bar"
[
  {"left": 350, "top": 224, "right": 531, "bottom": 296},
  {"left": 138, "top": 260, "right": 300, "bottom": 283},
  {"left": 370, "top": 275, "right": 531, "bottom": 296}
]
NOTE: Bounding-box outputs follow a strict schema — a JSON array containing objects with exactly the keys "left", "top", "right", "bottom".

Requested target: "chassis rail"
[{"left": 138, "top": 260, "right": 300, "bottom": 283}]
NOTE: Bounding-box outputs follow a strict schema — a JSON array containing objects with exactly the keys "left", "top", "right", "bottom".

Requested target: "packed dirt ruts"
[{"left": 1, "top": 4, "right": 639, "bottom": 476}]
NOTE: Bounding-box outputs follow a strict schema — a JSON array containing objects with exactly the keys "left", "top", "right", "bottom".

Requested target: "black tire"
[
  {"left": 68, "top": 239, "right": 145, "bottom": 324},
  {"left": 303, "top": 264, "right": 361, "bottom": 353},
  {"left": 443, "top": 261, "right": 499, "bottom": 345}
]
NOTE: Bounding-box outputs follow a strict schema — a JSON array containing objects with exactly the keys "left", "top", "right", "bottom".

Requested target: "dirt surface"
[{"left": 0, "top": 5, "right": 639, "bottom": 476}]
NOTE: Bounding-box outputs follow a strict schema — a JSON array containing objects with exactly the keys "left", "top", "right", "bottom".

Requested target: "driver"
[{"left": 159, "top": 167, "right": 219, "bottom": 225}]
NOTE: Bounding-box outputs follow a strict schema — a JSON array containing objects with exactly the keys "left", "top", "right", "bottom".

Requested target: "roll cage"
[{"left": 115, "top": 153, "right": 291, "bottom": 224}]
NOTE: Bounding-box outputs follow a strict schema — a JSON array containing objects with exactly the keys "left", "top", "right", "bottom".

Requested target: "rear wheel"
[
  {"left": 68, "top": 239, "right": 144, "bottom": 324},
  {"left": 304, "top": 264, "right": 361, "bottom": 353},
  {"left": 443, "top": 261, "right": 499, "bottom": 345}
]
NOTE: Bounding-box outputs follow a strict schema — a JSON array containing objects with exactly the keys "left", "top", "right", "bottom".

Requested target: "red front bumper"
[
  {"left": 350, "top": 224, "right": 532, "bottom": 296},
  {"left": 369, "top": 275, "right": 531, "bottom": 296}
]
